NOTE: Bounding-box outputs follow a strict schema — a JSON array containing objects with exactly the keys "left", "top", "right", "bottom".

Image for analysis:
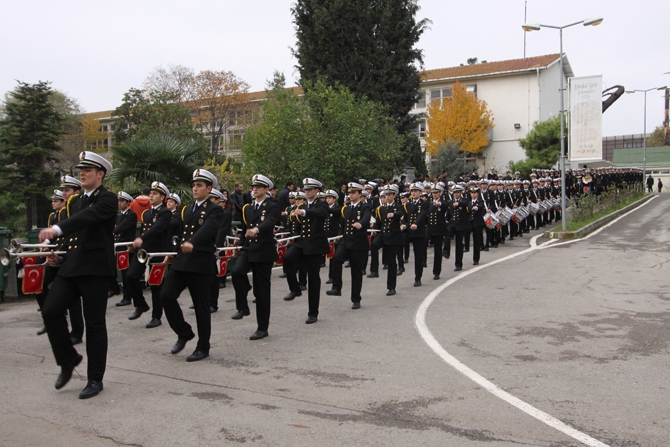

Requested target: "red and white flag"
[
  {"left": 116, "top": 251, "right": 130, "bottom": 270},
  {"left": 22, "top": 256, "right": 38, "bottom": 266},
  {"left": 148, "top": 263, "right": 167, "bottom": 286},
  {"left": 217, "top": 256, "right": 229, "bottom": 277},
  {"left": 326, "top": 242, "right": 336, "bottom": 259},
  {"left": 22, "top": 265, "right": 45, "bottom": 295},
  {"left": 276, "top": 245, "right": 287, "bottom": 266}
]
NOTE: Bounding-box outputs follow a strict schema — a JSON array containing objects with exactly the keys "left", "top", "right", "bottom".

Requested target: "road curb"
[{"left": 546, "top": 194, "right": 655, "bottom": 239}]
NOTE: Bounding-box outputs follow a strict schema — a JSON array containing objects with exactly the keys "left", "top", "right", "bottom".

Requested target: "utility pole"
[{"left": 664, "top": 87, "right": 669, "bottom": 147}]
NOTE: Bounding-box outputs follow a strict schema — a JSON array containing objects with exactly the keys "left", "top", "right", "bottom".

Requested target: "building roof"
[
  {"left": 421, "top": 54, "right": 571, "bottom": 83},
  {"left": 613, "top": 146, "right": 670, "bottom": 167}
]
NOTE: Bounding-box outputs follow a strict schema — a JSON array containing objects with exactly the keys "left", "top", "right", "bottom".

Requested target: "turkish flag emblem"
[
  {"left": 276, "top": 245, "right": 287, "bottom": 265},
  {"left": 367, "top": 235, "right": 372, "bottom": 246},
  {"left": 116, "top": 251, "right": 129, "bottom": 270},
  {"left": 327, "top": 242, "right": 335, "bottom": 259},
  {"left": 22, "top": 265, "right": 45, "bottom": 295},
  {"left": 148, "top": 263, "right": 167, "bottom": 286},
  {"left": 22, "top": 256, "right": 38, "bottom": 266},
  {"left": 217, "top": 256, "right": 229, "bottom": 277}
]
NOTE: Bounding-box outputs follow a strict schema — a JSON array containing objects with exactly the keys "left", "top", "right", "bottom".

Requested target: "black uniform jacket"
[
  {"left": 139, "top": 204, "right": 172, "bottom": 253},
  {"left": 339, "top": 201, "right": 371, "bottom": 250},
  {"left": 427, "top": 199, "right": 449, "bottom": 236},
  {"left": 298, "top": 199, "right": 329, "bottom": 256},
  {"left": 57, "top": 185, "right": 117, "bottom": 278},
  {"left": 447, "top": 197, "right": 471, "bottom": 232},
  {"left": 114, "top": 209, "right": 137, "bottom": 243},
  {"left": 238, "top": 199, "right": 281, "bottom": 263},
  {"left": 378, "top": 203, "right": 405, "bottom": 245},
  {"left": 173, "top": 198, "right": 224, "bottom": 274},
  {"left": 324, "top": 203, "right": 343, "bottom": 238},
  {"left": 404, "top": 199, "right": 429, "bottom": 239},
  {"left": 215, "top": 208, "right": 233, "bottom": 248},
  {"left": 469, "top": 197, "right": 486, "bottom": 228}
]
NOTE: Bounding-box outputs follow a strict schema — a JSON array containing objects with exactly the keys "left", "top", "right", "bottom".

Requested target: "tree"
[
  {"left": 430, "top": 143, "right": 478, "bottom": 181},
  {"left": 291, "top": 0, "right": 430, "bottom": 137},
  {"left": 646, "top": 125, "right": 669, "bottom": 147},
  {"left": 112, "top": 88, "right": 202, "bottom": 144},
  {"left": 510, "top": 116, "right": 561, "bottom": 178},
  {"left": 242, "top": 75, "right": 405, "bottom": 188},
  {"left": 0, "top": 81, "right": 64, "bottom": 230},
  {"left": 425, "top": 82, "right": 494, "bottom": 156},
  {"left": 108, "top": 135, "right": 208, "bottom": 202}
]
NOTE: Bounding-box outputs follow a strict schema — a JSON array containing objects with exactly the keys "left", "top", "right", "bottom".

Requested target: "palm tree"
[{"left": 109, "top": 135, "right": 208, "bottom": 201}]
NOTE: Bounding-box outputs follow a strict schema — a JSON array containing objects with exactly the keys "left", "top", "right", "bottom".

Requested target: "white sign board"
[{"left": 569, "top": 75, "right": 603, "bottom": 161}]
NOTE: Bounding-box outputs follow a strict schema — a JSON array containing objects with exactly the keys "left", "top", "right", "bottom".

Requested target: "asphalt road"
[{"left": 0, "top": 194, "right": 668, "bottom": 447}]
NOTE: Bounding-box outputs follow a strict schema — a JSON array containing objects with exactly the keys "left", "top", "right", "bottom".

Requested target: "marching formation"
[{"left": 5, "top": 156, "right": 644, "bottom": 400}]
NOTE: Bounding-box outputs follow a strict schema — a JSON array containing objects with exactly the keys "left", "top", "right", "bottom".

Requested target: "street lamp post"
[
  {"left": 626, "top": 87, "right": 667, "bottom": 191},
  {"left": 522, "top": 18, "right": 603, "bottom": 231}
]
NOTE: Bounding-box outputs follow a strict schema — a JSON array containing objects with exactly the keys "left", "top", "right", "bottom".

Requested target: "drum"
[
  {"left": 484, "top": 212, "right": 500, "bottom": 230},
  {"left": 528, "top": 202, "right": 540, "bottom": 215},
  {"left": 516, "top": 205, "right": 529, "bottom": 221}
]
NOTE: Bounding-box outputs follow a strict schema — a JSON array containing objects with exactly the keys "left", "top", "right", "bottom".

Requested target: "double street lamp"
[
  {"left": 625, "top": 87, "right": 667, "bottom": 188},
  {"left": 522, "top": 18, "right": 603, "bottom": 231}
]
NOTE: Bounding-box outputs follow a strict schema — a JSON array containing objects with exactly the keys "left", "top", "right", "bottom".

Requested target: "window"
[
  {"left": 418, "top": 120, "right": 427, "bottom": 138},
  {"left": 415, "top": 90, "right": 426, "bottom": 109},
  {"left": 466, "top": 85, "right": 477, "bottom": 97}
]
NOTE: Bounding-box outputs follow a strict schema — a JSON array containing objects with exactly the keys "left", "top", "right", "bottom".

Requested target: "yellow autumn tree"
[{"left": 425, "top": 81, "right": 494, "bottom": 156}]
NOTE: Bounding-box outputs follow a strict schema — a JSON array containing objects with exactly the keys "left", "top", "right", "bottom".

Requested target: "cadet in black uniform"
[
  {"left": 326, "top": 182, "right": 371, "bottom": 309},
  {"left": 447, "top": 185, "right": 470, "bottom": 272},
  {"left": 427, "top": 184, "right": 449, "bottom": 279},
  {"left": 404, "top": 182, "right": 429, "bottom": 287},
  {"left": 39, "top": 151, "right": 117, "bottom": 399},
  {"left": 324, "top": 190, "right": 342, "bottom": 285},
  {"left": 283, "top": 178, "right": 329, "bottom": 323},
  {"left": 208, "top": 189, "right": 232, "bottom": 312},
  {"left": 469, "top": 188, "right": 486, "bottom": 266},
  {"left": 230, "top": 174, "right": 281, "bottom": 340},
  {"left": 161, "top": 169, "right": 224, "bottom": 361},
  {"left": 128, "top": 182, "right": 172, "bottom": 327},
  {"left": 113, "top": 191, "right": 137, "bottom": 309},
  {"left": 375, "top": 185, "right": 404, "bottom": 295}
]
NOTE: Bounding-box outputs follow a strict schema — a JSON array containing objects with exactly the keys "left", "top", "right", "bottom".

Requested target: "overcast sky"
[{"left": 1, "top": 0, "right": 667, "bottom": 137}]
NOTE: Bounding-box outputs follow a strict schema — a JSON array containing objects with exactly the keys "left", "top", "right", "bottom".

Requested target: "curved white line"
[{"left": 414, "top": 197, "right": 658, "bottom": 446}]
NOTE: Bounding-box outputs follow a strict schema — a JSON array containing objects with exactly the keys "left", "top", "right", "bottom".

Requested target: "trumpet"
[
  {"left": 0, "top": 248, "right": 66, "bottom": 267},
  {"left": 9, "top": 239, "right": 57, "bottom": 252},
  {"left": 136, "top": 249, "right": 177, "bottom": 264},
  {"left": 215, "top": 246, "right": 238, "bottom": 258}
]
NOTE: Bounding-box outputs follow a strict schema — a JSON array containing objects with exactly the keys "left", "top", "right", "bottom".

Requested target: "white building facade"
[{"left": 412, "top": 54, "right": 572, "bottom": 172}]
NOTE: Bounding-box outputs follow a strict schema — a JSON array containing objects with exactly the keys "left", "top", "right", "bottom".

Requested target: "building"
[
  {"left": 412, "top": 53, "right": 570, "bottom": 171},
  {"left": 85, "top": 54, "right": 571, "bottom": 171}
]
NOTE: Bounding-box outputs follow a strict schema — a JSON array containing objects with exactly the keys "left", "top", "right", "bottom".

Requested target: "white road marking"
[{"left": 414, "top": 196, "right": 658, "bottom": 446}]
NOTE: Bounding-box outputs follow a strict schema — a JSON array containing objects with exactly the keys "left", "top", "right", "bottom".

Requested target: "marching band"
[{"left": 8, "top": 160, "right": 643, "bottom": 399}]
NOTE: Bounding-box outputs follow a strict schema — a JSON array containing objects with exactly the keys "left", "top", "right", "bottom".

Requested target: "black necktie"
[
  {"left": 192, "top": 202, "right": 197, "bottom": 213},
  {"left": 81, "top": 194, "right": 89, "bottom": 206},
  {"left": 255, "top": 203, "right": 259, "bottom": 211}
]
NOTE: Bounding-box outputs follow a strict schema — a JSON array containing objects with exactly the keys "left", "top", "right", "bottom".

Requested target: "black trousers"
[
  {"left": 472, "top": 226, "right": 483, "bottom": 263},
  {"left": 428, "top": 234, "right": 444, "bottom": 276},
  {"left": 383, "top": 245, "right": 402, "bottom": 289},
  {"left": 369, "top": 234, "right": 384, "bottom": 274},
  {"left": 161, "top": 269, "right": 212, "bottom": 353},
  {"left": 42, "top": 275, "right": 109, "bottom": 382},
  {"left": 510, "top": 220, "right": 519, "bottom": 238},
  {"left": 402, "top": 232, "right": 410, "bottom": 260},
  {"left": 443, "top": 229, "right": 452, "bottom": 258},
  {"left": 35, "top": 266, "right": 84, "bottom": 338},
  {"left": 232, "top": 252, "right": 273, "bottom": 332},
  {"left": 454, "top": 229, "right": 466, "bottom": 268},
  {"left": 409, "top": 237, "right": 426, "bottom": 281},
  {"left": 284, "top": 246, "right": 323, "bottom": 317},
  {"left": 331, "top": 245, "right": 368, "bottom": 303},
  {"left": 464, "top": 229, "right": 471, "bottom": 251},
  {"left": 120, "top": 252, "right": 134, "bottom": 300}
]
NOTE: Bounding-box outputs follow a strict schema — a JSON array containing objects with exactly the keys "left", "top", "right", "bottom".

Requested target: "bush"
[{"left": 567, "top": 183, "right": 645, "bottom": 229}]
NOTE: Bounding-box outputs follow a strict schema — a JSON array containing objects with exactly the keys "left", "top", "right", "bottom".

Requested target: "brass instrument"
[
  {"left": 0, "top": 248, "right": 66, "bottom": 267},
  {"left": 136, "top": 249, "right": 177, "bottom": 264},
  {"left": 583, "top": 173, "right": 593, "bottom": 184},
  {"left": 9, "top": 239, "right": 57, "bottom": 252}
]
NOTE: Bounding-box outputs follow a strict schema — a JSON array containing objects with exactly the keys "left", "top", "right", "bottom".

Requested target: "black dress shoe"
[
  {"left": 320, "top": 263, "right": 326, "bottom": 268},
  {"left": 326, "top": 289, "right": 341, "bottom": 296},
  {"left": 107, "top": 290, "right": 115, "bottom": 298},
  {"left": 463, "top": 249, "right": 469, "bottom": 253},
  {"left": 300, "top": 284, "right": 307, "bottom": 291},
  {"left": 70, "top": 337, "right": 82, "bottom": 345},
  {"left": 386, "top": 289, "right": 396, "bottom": 296},
  {"left": 326, "top": 278, "right": 333, "bottom": 284},
  {"left": 129, "top": 306, "right": 149, "bottom": 320},
  {"left": 189, "top": 304, "right": 195, "bottom": 309},
  {"left": 115, "top": 299, "right": 131, "bottom": 307},
  {"left": 146, "top": 318, "right": 162, "bottom": 328},
  {"left": 283, "top": 291, "right": 301, "bottom": 301},
  {"left": 210, "top": 307, "right": 218, "bottom": 313},
  {"left": 413, "top": 280, "right": 421, "bottom": 287},
  {"left": 344, "top": 262, "right": 351, "bottom": 268},
  {"left": 500, "top": 240, "right": 505, "bottom": 244},
  {"left": 36, "top": 327, "right": 47, "bottom": 335},
  {"left": 171, "top": 336, "right": 193, "bottom": 354},
  {"left": 279, "top": 273, "right": 287, "bottom": 278},
  {"left": 483, "top": 247, "right": 489, "bottom": 251},
  {"left": 366, "top": 271, "right": 379, "bottom": 278},
  {"left": 509, "top": 237, "right": 515, "bottom": 241},
  {"left": 249, "top": 330, "right": 268, "bottom": 340},
  {"left": 55, "top": 353, "right": 83, "bottom": 390},
  {"left": 231, "top": 309, "right": 250, "bottom": 320},
  {"left": 79, "top": 380, "right": 103, "bottom": 399},
  {"left": 382, "top": 265, "right": 388, "bottom": 270},
  {"left": 305, "top": 316, "right": 318, "bottom": 324},
  {"left": 433, "top": 275, "right": 440, "bottom": 280},
  {"left": 454, "top": 266, "right": 462, "bottom": 271},
  {"left": 351, "top": 302, "right": 361, "bottom": 309},
  {"left": 473, "top": 261, "right": 479, "bottom": 265},
  {"left": 396, "top": 267, "right": 404, "bottom": 275},
  {"left": 423, "top": 263, "right": 427, "bottom": 268},
  {"left": 403, "top": 257, "right": 409, "bottom": 263},
  {"left": 186, "top": 350, "right": 209, "bottom": 362},
  {"left": 218, "top": 283, "right": 226, "bottom": 289}
]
